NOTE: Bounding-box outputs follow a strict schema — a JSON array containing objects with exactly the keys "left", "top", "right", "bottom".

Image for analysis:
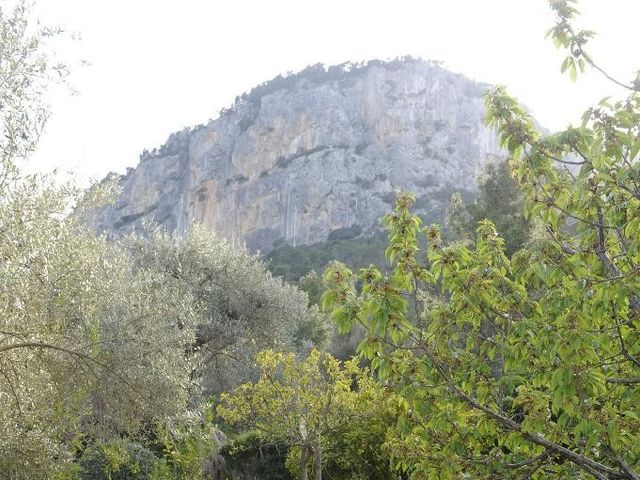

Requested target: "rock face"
[{"left": 92, "top": 58, "right": 504, "bottom": 252}]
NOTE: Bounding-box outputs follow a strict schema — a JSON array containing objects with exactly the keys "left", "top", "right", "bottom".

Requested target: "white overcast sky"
[{"left": 29, "top": 0, "right": 639, "bottom": 183}]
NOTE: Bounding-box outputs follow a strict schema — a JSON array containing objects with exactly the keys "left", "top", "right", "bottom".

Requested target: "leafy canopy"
[
  {"left": 217, "top": 349, "right": 397, "bottom": 480},
  {"left": 323, "top": 1, "right": 640, "bottom": 478}
]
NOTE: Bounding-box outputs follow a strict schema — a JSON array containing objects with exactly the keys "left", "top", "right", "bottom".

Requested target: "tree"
[
  {"left": 0, "top": 3, "right": 198, "bottom": 476},
  {"left": 0, "top": 0, "right": 68, "bottom": 185},
  {"left": 323, "top": 1, "right": 640, "bottom": 477},
  {"left": 126, "top": 226, "right": 316, "bottom": 395},
  {"left": 217, "top": 349, "right": 398, "bottom": 480},
  {"left": 446, "top": 160, "right": 532, "bottom": 256},
  {"left": 76, "top": 440, "right": 172, "bottom": 480},
  {"left": 444, "top": 191, "right": 470, "bottom": 241},
  {"left": 0, "top": 178, "right": 202, "bottom": 477}
]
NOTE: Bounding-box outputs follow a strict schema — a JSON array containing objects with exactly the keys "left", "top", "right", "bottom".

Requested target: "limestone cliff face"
[{"left": 92, "top": 58, "right": 504, "bottom": 252}]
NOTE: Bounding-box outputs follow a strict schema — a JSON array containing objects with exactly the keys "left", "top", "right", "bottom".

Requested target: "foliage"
[
  {"left": 0, "top": 0, "right": 67, "bottom": 183},
  {"left": 323, "top": 3, "right": 640, "bottom": 478},
  {"left": 77, "top": 441, "right": 171, "bottom": 480},
  {"left": 217, "top": 349, "right": 398, "bottom": 480},
  {"left": 155, "top": 402, "right": 221, "bottom": 480},
  {"left": 446, "top": 160, "right": 531, "bottom": 255},
  {"left": 0, "top": 3, "right": 198, "bottom": 476},
  {"left": 0, "top": 176, "right": 200, "bottom": 476},
  {"left": 297, "top": 270, "right": 326, "bottom": 308},
  {"left": 444, "top": 191, "right": 469, "bottom": 241},
  {"left": 126, "top": 226, "right": 316, "bottom": 394},
  {"left": 222, "top": 430, "right": 291, "bottom": 480},
  {"left": 266, "top": 233, "right": 392, "bottom": 359},
  {"left": 292, "top": 310, "right": 330, "bottom": 352},
  {"left": 290, "top": 271, "right": 332, "bottom": 351},
  {"left": 267, "top": 231, "right": 389, "bottom": 282},
  {"left": 319, "top": 381, "right": 399, "bottom": 480},
  {"left": 265, "top": 227, "right": 400, "bottom": 359}
]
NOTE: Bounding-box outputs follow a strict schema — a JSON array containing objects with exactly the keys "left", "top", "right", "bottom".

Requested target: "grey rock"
[{"left": 91, "top": 58, "right": 504, "bottom": 253}]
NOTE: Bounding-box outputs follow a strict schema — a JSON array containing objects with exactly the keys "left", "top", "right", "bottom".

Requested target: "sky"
[{"left": 29, "top": 0, "right": 640, "bottom": 184}]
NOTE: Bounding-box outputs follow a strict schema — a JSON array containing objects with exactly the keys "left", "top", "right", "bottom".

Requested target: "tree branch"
[
  {"left": 419, "top": 342, "right": 633, "bottom": 479},
  {"left": 606, "top": 377, "right": 640, "bottom": 385}
]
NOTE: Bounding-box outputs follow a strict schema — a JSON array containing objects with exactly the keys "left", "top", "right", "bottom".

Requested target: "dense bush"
[
  {"left": 78, "top": 441, "right": 171, "bottom": 480},
  {"left": 223, "top": 431, "right": 292, "bottom": 480},
  {"left": 127, "top": 226, "right": 319, "bottom": 395},
  {"left": 218, "top": 350, "right": 400, "bottom": 480}
]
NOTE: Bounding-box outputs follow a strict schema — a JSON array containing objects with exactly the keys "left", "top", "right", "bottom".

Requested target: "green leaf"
[
  {"left": 569, "top": 62, "right": 578, "bottom": 82},
  {"left": 630, "top": 140, "right": 640, "bottom": 160}
]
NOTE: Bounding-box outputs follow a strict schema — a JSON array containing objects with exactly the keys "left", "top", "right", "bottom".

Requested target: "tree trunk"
[
  {"left": 300, "top": 445, "right": 310, "bottom": 480},
  {"left": 313, "top": 439, "right": 322, "bottom": 480}
]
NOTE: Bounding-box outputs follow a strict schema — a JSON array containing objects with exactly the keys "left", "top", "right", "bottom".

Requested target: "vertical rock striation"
[{"left": 92, "top": 58, "right": 504, "bottom": 252}]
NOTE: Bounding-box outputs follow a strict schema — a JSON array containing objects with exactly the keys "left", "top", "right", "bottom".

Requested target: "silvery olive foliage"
[
  {"left": 0, "top": 5, "right": 319, "bottom": 476},
  {"left": 0, "top": 180, "right": 201, "bottom": 478},
  {"left": 126, "top": 225, "right": 316, "bottom": 395},
  {"left": 0, "top": 0, "right": 67, "bottom": 186},
  {"left": 0, "top": 2, "right": 198, "bottom": 477}
]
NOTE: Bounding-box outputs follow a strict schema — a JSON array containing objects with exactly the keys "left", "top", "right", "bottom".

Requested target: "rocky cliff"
[{"left": 92, "top": 58, "right": 504, "bottom": 252}]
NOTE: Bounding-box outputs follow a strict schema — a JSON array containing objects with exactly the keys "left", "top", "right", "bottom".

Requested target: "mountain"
[{"left": 91, "top": 57, "right": 504, "bottom": 254}]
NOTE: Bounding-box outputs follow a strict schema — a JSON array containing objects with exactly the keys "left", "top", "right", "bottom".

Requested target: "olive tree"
[
  {"left": 0, "top": 3, "right": 198, "bottom": 476},
  {"left": 0, "top": 0, "right": 67, "bottom": 185},
  {"left": 126, "top": 226, "right": 317, "bottom": 395},
  {"left": 0, "top": 178, "right": 202, "bottom": 477}
]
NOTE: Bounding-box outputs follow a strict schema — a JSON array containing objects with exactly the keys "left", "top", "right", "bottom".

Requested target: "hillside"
[{"left": 91, "top": 58, "right": 504, "bottom": 255}]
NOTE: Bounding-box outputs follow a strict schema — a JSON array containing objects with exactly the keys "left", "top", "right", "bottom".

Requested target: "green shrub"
[
  {"left": 78, "top": 441, "right": 170, "bottom": 480},
  {"left": 222, "top": 431, "right": 291, "bottom": 480}
]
